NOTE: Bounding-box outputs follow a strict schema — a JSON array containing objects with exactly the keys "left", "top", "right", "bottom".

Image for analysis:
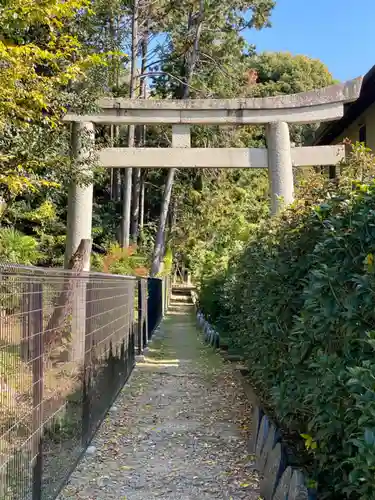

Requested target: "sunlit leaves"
[
  {"left": 0, "top": 0, "right": 105, "bottom": 130},
  {"left": 199, "top": 145, "right": 375, "bottom": 498}
]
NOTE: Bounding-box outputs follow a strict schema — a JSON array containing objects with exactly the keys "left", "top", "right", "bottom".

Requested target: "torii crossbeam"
[{"left": 63, "top": 77, "right": 363, "bottom": 270}]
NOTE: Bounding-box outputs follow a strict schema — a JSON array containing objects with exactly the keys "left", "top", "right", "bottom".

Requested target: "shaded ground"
[{"left": 58, "top": 307, "right": 260, "bottom": 500}]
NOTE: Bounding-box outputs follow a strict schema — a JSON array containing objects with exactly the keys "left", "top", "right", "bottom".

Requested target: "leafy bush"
[
  {"left": 157, "top": 245, "right": 173, "bottom": 277},
  {"left": 101, "top": 243, "right": 148, "bottom": 276},
  {"left": 199, "top": 145, "right": 375, "bottom": 499},
  {"left": 173, "top": 169, "right": 269, "bottom": 286},
  {"left": 0, "top": 228, "right": 40, "bottom": 265}
]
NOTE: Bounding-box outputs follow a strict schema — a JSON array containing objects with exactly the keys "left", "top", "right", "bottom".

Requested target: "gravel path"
[{"left": 59, "top": 307, "right": 260, "bottom": 500}]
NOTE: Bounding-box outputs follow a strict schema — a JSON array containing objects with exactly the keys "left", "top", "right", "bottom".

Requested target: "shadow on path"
[{"left": 59, "top": 308, "right": 260, "bottom": 500}]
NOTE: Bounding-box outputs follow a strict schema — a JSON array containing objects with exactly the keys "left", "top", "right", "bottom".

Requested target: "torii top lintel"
[{"left": 64, "top": 77, "right": 363, "bottom": 126}]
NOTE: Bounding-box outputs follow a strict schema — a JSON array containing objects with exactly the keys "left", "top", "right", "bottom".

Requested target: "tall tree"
[
  {"left": 131, "top": 27, "right": 148, "bottom": 242},
  {"left": 171, "top": 52, "right": 334, "bottom": 281},
  {"left": 0, "top": 0, "right": 104, "bottom": 196},
  {"left": 121, "top": 0, "right": 139, "bottom": 248},
  {"left": 149, "top": 0, "right": 276, "bottom": 276},
  {"left": 150, "top": 0, "right": 205, "bottom": 276},
  {"left": 245, "top": 51, "right": 335, "bottom": 144}
]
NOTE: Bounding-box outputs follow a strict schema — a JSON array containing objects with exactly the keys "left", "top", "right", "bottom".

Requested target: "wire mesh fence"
[{"left": 0, "top": 265, "right": 137, "bottom": 500}]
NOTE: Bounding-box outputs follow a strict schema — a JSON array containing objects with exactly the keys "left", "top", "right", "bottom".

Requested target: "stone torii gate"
[{"left": 64, "top": 77, "right": 363, "bottom": 271}]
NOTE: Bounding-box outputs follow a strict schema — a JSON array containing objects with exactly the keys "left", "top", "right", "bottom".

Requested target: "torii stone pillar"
[
  {"left": 65, "top": 121, "right": 94, "bottom": 363},
  {"left": 266, "top": 121, "right": 294, "bottom": 215},
  {"left": 65, "top": 121, "right": 95, "bottom": 271}
]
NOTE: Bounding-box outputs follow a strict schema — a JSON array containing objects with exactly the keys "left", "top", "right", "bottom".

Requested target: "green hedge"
[{"left": 199, "top": 176, "right": 375, "bottom": 499}]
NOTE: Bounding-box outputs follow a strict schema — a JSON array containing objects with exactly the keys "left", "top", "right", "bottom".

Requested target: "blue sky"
[{"left": 246, "top": 0, "right": 374, "bottom": 81}]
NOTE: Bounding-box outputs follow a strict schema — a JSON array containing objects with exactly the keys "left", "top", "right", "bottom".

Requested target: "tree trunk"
[
  {"left": 180, "top": 1, "right": 204, "bottom": 100},
  {"left": 45, "top": 239, "right": 91, "bottom": 345},
  {"left": 139, "top": 172, "right": 145, "bottom": 236},
  {"left": 111, "top": 126, "right": 122, "bottom": 203},
  {"left": 131, "top": 167, "right": 141, "bottom": 240},
  {"left": 122, "top": 166, "right": 132, "bottom": 247},
  {"left": 108, "top": 15, "right": 119, "bottom": 201},
  {"left": 115, "top": 168, "right": 122, "bottom": 202},
  {"left": 121, "top": 0, "right": 138, "bottom": 248},
  {"left": 131, "top": 32, "right": 148, "bottom": 242},
  {"left": 150, "top": 169, "right": 175, "bottom": 276},
  {"left": 150, "top": 1, "right": 204, "bottom": 275},
  {"left": 168, "top": 195, "right": 177, "bottom": 241}
]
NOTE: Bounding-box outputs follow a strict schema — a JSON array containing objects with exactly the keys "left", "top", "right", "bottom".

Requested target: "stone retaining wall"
[{"left": 195, "top": 309, "right": 317, "bottom": 500}]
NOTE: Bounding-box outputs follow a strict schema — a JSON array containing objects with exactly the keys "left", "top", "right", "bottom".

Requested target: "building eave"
[{"left": 313, "top": 65, "right": 375, "bottom": 145}]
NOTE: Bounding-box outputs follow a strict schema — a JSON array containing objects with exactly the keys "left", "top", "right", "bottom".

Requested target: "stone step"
[
  {"left": 171, "top": 294, "right": 193, "bottom": 303},
  {"left": 172, "top": 286, "right": 194, "bottom": 292},
  {"left": 219, "top": 343, "right": 229, "bottom": 351},
  {"left": 222, "top": 353, "right": 244, "bottom": 362},
  {"left": 168, "top": 304, "right": 195, "bottom": 312},
  {"left": 170, "top": 303, "right": 194, "bottom": 308},
  {"left": 170, "top": 293, "right": 192, "bottom": 298},
  {"left": 171, "top": 284, "right": 196, "bottom": 292},
  {"left": 170, "top": 302, "right": 193, "bottom": 308}
]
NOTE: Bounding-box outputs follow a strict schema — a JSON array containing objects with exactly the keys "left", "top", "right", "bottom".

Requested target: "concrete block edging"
[{"left": 195, "top": 309, "right": 317, "bottom": 500}]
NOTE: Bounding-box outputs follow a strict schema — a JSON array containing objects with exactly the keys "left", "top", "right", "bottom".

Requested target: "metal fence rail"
[
  {"left": 147, "top": 278, "right": 163, "bottom": 340},
  {"left": 135, "top": 276, "right": 171, "bottom": 356},
  {"left": 0, "top": 265, "right": 139, "bottom": 500},
  {"left": 136, "top": 278, "right": 148, "bottom": 355}
]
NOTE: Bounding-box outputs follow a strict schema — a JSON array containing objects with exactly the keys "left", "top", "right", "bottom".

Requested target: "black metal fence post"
[
  {"left": 159, "top": 280, "right": 162, "bottom": 323},
  {"left": 169, "top": 275, "right": 172, "bottom": 307},
  {"left": 129, "top": 281, "right": 135, "bottom": 368},
  {"left": 147, "top": 278, "right": 163, "bottom": 339},
  {"left": 31, "top": 281, "right": 43, "bottom": 500},
  {"left": 137, "top": 279, "right": 142, "bottom": 355},
  {"left": 166, "top": 276, "right": 169, "bottom": 311},
  {"left": 143, "top": 279, "right": 148, "bottom": 348},
  {"left": 20, "top": 280, "right": 31, "bottom": 362},
  {"left": 82, "top": 279, "right": 94, "bottom": 447},
  {"left": 163, "top": 277, "right": 167, "bottom": 316},
  {"left": 147, "top": 278, "right": 152, "bottom": 339},
  {"left": 125, "top": 281, "right": 131, "bottom": 371},
  {"left": 163, "top": 277, "right": 166, "bottom": 317}
]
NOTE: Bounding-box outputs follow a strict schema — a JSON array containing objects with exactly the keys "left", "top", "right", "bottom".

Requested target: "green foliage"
[
  {"left": 100, "top": 243, "right": 148, "bottom": 276},
  {"left": 0, "top": 228, "right": 40, "bottom": 265},
  {"left": 0, "top": 0, "right": 333, "bottom": 284},
  {"left": 168, "top": 51, "right": 333, "bottom": 281},
  {"left": 245, "top": 52, "right": 335, "bottom": 145},
  {"left": 3, "top": 2, "right": 373, "bottom": 496},
  {"left": 0, "top": 0, "right": 108, "bottom": 198},
  {"left": 0, "top": 0, "right": 121, "bottom": 269},
  {"left": 247, "top": 52, "right": 335, "bottom": 96},
  {"left": 199, "top": 146, "right": 375, "bottom": 499},
  {"left": 151, "top": 0, "right": 275, "bottom": 99},
  {"left": 173, "top": 169, "right": 269, "bottom": 283},
  {"left": 162, "top": 246, "right": 173, "bottom": 276}
]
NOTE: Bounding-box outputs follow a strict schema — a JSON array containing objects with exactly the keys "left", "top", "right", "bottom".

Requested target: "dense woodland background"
[
  {"left": 3, "top": 1, "right": 375, "bottom": 498},
  {"left": 0, "top": 0, "right": 333, "bottom": 279}
]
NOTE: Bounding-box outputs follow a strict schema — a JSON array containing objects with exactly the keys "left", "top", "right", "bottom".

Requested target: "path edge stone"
[{"left": 195, "top": 308, "right": 317, "bottom": 500}]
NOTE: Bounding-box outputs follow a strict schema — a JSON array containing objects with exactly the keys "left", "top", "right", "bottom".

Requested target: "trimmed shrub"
[{"left": 199, "top": 146, "right": 375, "bottom": 499}]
